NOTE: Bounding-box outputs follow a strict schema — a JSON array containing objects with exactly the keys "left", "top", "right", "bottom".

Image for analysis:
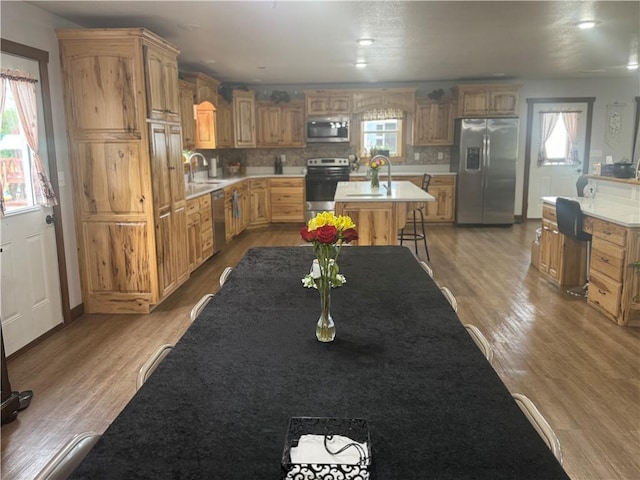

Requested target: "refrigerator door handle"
[{"left": 482, "top": 133, "right": 490, "bottom": 189}]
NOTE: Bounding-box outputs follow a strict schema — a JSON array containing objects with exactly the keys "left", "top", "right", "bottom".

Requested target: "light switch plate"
[
  {"left": 437, "top": 152, "right": 444, "bottom": 160},
  {"left": 414, "top": 153, "right": 420, "bottom": 161}
]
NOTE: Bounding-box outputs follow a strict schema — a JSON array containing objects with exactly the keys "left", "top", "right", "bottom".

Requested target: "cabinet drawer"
[
  {"left": 588, "top": 270, "right": 622, "bottom": 318},
  {"left": 271, "top": 188, "right": 304, "bottom": 204},
  {"left": 200, "top": 211, "right": 213, "bottom": 231},
  {"left": 270, "top": 178, "right": 303, "bottom": 188},
  {"left": 430, "top": 175, "right": 455, "bottom": 186},
  {"left": 590, "top": 237, "right": 625, "bottom": 282},
  {"left": 592, "top": 220, "right": 626, "bottom": 247},
  {"left": 250, "top": 178, "right": 269, "bottom": 189},
  {"left": 201, "top": 229, "right": 214, "bottom": 251},
  {"left": 199, "top": 194, "right": 211, "bottom": 210},
  {"left": 187, "top": 198, "right": 200, "bottom": 216},
  {"left": 542, "top": 204, "right": 557, "bottom": 222},
  {"left": 271, "top": 204, "right": 304, "bottom": 222}
]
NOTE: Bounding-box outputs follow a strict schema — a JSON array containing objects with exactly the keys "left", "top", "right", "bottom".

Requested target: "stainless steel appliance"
[
  {"left": 306, "top": 116, "right": 350, "bottom": 143},
  {"left": 305, "top": 158, "right": 350, "bottom": 221},
  {"left": 451, "top": 118, "right": 519, "bottom": 225},
  {"left": 212, "top": 190, "right": 226, "bottom": 253}
]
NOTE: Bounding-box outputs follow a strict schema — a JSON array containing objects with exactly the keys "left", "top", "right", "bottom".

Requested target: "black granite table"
[{"left": 70, "top": 246, "right": 568, "bottom": 479}]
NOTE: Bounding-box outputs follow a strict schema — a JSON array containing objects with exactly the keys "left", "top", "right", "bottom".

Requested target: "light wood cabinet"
[
  {"left": 256, "top": 101, "right": 305, "bottom": 147},
  {"left": 352, "top": 89, "right": 415, "bottom": 114},
  {"left": 178, "top": 80, "right": 196, "bottom": 149},
  {"left": 233, "top": 90, "right": 256, "bottom": 148},
  {"left": 455, "top": 84, "right": 521, "bottom": 117},
  {"left": 412, "top": 99, "right": 455, "bottom": 146},
  {"left": 397, "top": 175, "right": 455, "bottom": 223},
  {"left": 304, "top": 90, "right": 351, "bottom": 115},
  {"left": 195, "top": 102, "right": 216, "bottom": 149},
  {"left": 224, "top": 180, "right": 249, "bottom": 241},
  {"left": 57, "top": 28, "right": 189, "bottom": 313},
  {"left": 186, "top": 194, "right": 213, "bottom": 272},
  {"left": 584, "top": 217, "right": 640, "bottom": 325},
  {"left": 538, "top": 204, "right": 588, "bottom": 287},
  {"left": 249, "top": 178, "right": 271, "bottom": 226},
  {"left": 270, "top": 178, "right": 304, "bottom": 223},
  {"left": 216, "top": 98, "right": 234, "bottom": 148},
  {"left": 182, "top": 72, "right": 220, "bottom": 106}
]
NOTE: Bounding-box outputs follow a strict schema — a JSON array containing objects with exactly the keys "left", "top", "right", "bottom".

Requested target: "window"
[
  {"left": 544, "top": 116, "right": 569, "bottom": 161},
  {"left": 360, "top": 117, "right": 404, "bottom": 159},
  {"left": 1, "top": 86, "right": 36, "bottom": 213},
  {"left": 538, "top": 111, "right": 580, "bottom": 166}
]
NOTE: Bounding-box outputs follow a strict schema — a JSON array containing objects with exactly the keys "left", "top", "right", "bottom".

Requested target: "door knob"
[{"left": 45, "top": 214, "right": 56, "bottom": 225}]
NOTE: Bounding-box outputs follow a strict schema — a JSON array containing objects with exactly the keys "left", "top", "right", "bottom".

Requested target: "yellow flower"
[
  {"left": 308, "top": 211, "right": 337, "bottom": 231},
  {"left": 335, "top": 215, "right": 356, "bottom": 231}
]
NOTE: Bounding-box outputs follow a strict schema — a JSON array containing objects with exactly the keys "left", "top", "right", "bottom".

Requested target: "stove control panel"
[{"left": 307, "top": 158, "right": 350, "bottom": 167}]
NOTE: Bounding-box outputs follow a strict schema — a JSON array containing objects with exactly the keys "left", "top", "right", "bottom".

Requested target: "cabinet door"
[
  {"left": 178, "top": 81, "right": 196, "bottom": 149},
  {"left": 281, "top": 105, "right": 305, "bottom": 147},
  {"left": 413, "top": 101, "right": 454, "bottom": 146},
  {"left": 224, "top": 195, "right": 235, "bottom": 242},
  {"left": 423, "top": 185, "right": 454, "bottom": 221},
  {"left": 458, "top": 88, "right": 489, "bottom": 117},
  {"left": 240, "top": 188, "right": 250, "bottom": 232},
  {"left": 168, "top": 125, "right": 185, "bottom": 204},
  {"left": 233, "top": 94, "right": 256, "bottom": 147},
  {"left": 490, "top": 88, "right": 520, "bottom": 116},
  {"left": 174, "top": 203, "right": 189, "bottom": 285},
  {"left": 163, "top": 59, "right": 180, "bottom": 118},
  {"left": 195, "top": 104, "right": 217, "bottom": 149},
  {"left": 156, "top": 209, "right": 176, "bottom": 298},
  {"left": 256, "top": 105, "right": 281, "bottom": 147},
  {"left": 216, "top": 100, "right": 234, "bottom": 148},
  {"left": 144, "top": 46, "right": 179, "bottom": 121},
  {"left": 187, "top": 212, "right": 202, "bottom": 272},
  {"left": 149, "top": 123, "right": 171, "bottom": 210},
  {"left": 306, "top": 94, "right": 351, "bottom": 115}
]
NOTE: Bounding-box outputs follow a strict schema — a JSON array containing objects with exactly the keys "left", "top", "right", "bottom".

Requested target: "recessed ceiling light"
[
  {"left": 178, "top": 23, "right": 201, "bottom": 31},
  {"left": 257, "top": 66, "right": 267, "bottom": 70},
  {"left": 355, "top": 62, "right": 367, "bottom": 68},
  {"left": 576, "top": 20, "right": 598, "bottom": 29},
  {"left": 357, "top": 38, "right": 374, "bottom": 46},
  {"left": 627, "top": 63, "right": 639, "bottom": 70}
]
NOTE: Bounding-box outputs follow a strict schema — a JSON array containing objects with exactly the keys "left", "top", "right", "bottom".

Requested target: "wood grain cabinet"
[
  {"left": 256, "top": 101, "right": 305, "bottom": 147},
  {"left": 216, "top": 98, "right": 234, "bottom": 148},
  {"left": 178, "top": 80, "right": 196, "bottom": 149},
  {"left": 186, "top": 194, "right": 213, "bottom": 272},
  {"left": 182, "top": 72, "right": 220, "bottom": 106},
  {"left": 57, "top": 28, "right": 189, "bottom": 313},
  {"left": 270, "top": 178, "right": 305, "bottom": 223},
  {"left": 224, "top": 180, "right": 249, "bottom": 241},
  {"left": 304, "top": 90, "right": 351, "bottom": 115},
  {"left": 195, "top": 102, "right": 216, "bottom": 149},
  {"left": 249, "top": 178, "right": 271, "bottom": 226},
  {"left": 412, "top": 99, "right": 455, "bottom": 146},
  {"left": 398, "top": 175, "right": 455, "bottom": 223},
  {"left": 233, "top": 90, "right": 256, "bottom": 148},
  {"left": 455, "top": 84, "right": 521, "bottom": 117}
]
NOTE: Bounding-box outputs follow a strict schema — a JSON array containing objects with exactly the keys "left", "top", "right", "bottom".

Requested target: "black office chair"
[
  {"left": 555, "top": 197, "right": 591, "bottom": 297},
  {"left": 399, "top": 174, "right": 431, "bottom": 260}
]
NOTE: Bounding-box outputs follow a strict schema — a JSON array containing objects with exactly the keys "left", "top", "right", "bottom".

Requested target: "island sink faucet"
[{"left": 372, "top": 154, "right": 392, "bottom": 196}]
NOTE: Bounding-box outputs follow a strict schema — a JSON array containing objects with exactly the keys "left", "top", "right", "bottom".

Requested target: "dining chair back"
[
  {"left": 136, "top": 344, "right": 174, "bottom": 390},
  {"left": 219, "top": 266, "right": 234, "bottom": 287},
  {"left": 419, "top": 260, "right": 434, "bottom": 279},
  {"left": 33, "top": 432, "right": 101, "bottom": 480},
  {"left": 555, "top": 197, "right": 591, "bottom": 296},
  {"left": 463, "top": 324, "right": 494, "bottom": 364},
  {"left": 190, "top": 294, "right": 215, "bottom": 322},
  {"left": 512, "top": 393, "right": 563, "bottom": 465},
  {"left": 440, "top": 286, "right": 458, "bottom": 312}
]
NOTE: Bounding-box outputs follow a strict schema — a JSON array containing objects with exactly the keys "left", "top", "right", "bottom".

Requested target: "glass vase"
[
  {"left": 370, "top": 168, "right": 380, "bottom": 189},
  {"left": 316, "top": 283, "right": 335, "bottom": 342}
]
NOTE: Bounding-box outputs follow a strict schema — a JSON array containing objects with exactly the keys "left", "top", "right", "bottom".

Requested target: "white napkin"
[{"left": 290, "top": 434, "right": 368, "bottom": 465}]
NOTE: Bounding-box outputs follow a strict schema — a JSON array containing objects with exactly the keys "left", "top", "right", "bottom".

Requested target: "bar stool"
[
  {"left": 399, "top": 174, "right": 431, "bottom": 260},
  {"left": 555, "top": 197, "right": 591, "bottom": 297}
]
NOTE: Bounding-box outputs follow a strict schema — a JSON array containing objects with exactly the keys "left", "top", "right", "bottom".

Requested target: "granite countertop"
[
  {"left": 542, "top": 196, "right": 640, "bottom": 227},
  {"left": 184, "top": 173, "right": 304, "bottom": 200},
  {"left": 334, "top": 181, "right": 435, "bottom": 202},
  {"left": 348, "top": 171, "right": 456, "bottom": 177}
]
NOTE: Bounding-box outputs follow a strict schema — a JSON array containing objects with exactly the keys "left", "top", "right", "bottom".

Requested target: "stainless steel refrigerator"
[{"left": 451, "top": 118, "right": 519, "bottom": 225}]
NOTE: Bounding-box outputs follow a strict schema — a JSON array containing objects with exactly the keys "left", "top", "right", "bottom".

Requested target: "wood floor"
[{"left": 2, "top": 222, "right": 639, "bottom": 480}]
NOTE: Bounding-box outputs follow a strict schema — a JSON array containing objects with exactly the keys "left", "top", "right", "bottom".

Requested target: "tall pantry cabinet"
[{"left": 57, "top": 28, "right": 189, "bottom": 314}]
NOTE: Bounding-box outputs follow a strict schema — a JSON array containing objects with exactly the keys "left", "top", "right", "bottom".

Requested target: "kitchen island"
[{"left": 334, "top": 181, "right": 434, "bottom": 245}]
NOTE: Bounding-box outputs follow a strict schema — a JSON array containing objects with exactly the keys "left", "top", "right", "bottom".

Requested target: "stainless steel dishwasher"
[{"left": 212, "top": 189, "right": 226, "bottom": 254}]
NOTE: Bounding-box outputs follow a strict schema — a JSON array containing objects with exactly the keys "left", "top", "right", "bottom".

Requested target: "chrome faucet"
[
  {"left": 185, "top": 151, "right": 206, "bottom": 184},
  {"left": 372, "top": 154, "right": 392, "bottom": 196}
]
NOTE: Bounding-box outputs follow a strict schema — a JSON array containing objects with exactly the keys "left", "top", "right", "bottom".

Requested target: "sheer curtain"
[
  {"left": 0, "top": 68, "right": 57, "bottom": 216},
  {"left": 562, "top": 112, "right": 580, "bottom": 164},
  {"left": 0, "top": 78, "right": 6, "bottom": 215},
  {"left": 537, "top": 112, "right": 560, "bottom": 166}
]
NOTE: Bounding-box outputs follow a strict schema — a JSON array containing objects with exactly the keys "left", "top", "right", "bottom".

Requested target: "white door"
[
  {"left": 1, "top": 52, "right": 63, "bottom": 355},
  {"left": 527, "top": 102, "right": 589, "bottom": 218}
]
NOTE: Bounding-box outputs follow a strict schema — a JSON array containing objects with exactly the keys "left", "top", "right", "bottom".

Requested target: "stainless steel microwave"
[{"left": 306, "top": 116, "right": 350, "bottom": 143}]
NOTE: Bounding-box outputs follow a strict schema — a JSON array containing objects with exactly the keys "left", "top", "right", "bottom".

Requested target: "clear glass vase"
[
  {"left": 370, "top": 168, "right": 380, "bottom": 189},
  {"left": 316, "top": 283, "right": 335, "bottom": 342}
]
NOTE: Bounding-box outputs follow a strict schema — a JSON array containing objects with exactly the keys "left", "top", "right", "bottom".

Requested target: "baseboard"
[{"left": 70, "top": 303, "right": 84, "bottom": 322}]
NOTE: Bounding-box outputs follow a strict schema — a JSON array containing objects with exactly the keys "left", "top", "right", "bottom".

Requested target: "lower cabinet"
[
  {"left": 224, "top": 180, "right": 249, "bottom": 241},
  {"left": 270, "top": 178, "right": 305, "bottom": 222},
  {"left": 186, "top": 194, "right": 214, "bottom": 272},
  {"left": 249, "top": 178, "right": 271, "bottom": 226},
  {"left": 399, "top": 175, "right": 455, "bottom": 223}
]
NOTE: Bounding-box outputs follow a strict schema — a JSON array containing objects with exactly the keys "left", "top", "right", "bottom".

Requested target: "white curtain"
[
  {"left": 0, "top": 78, "right": 6, "bottom": 215},
  {"left": 537, "top": 112, "right": 560, "bottom": 166},
  {"left": 562, "top": 112, "right": 580, "bottom": 164},
  {"left": 361, "top": 107, "right": 404, "bottom": 121},
  {"left": 0, "top": 68, "right": 57, "bottom": 216}
]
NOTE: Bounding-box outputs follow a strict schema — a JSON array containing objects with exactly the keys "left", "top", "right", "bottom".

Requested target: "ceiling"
[{"left": 28, "top": 0, "right": 640, "bottom": 86}]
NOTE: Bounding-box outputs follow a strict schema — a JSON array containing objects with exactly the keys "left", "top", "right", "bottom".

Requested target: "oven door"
[{"left": 305, "top": 169, "right": 349, "bottom": 221}]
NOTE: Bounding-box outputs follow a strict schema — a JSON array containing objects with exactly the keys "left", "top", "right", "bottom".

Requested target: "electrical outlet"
[
  {"left": 437, "top": 152, "right": 444, "bottom": 160},
  {"left": 414, "top": 153, "right": 420, "bottom": 161},
  {"left": 280, "top": 154, "right": 286, "bottom": 164}
]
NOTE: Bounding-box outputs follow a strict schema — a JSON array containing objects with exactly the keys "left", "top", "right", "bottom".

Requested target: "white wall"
[{"left": 1, "top": 1, "right": 83, "bottom": 308}]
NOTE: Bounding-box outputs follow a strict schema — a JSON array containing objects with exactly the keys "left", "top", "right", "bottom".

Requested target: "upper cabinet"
[
  {"left": 352, "top": 89, "right": 415, "bottom": 114},
  {"left": 412, "top": 98, "right": 455, "bottom": 146},
  {"left": 216, "top": 98, "right": 234, "bottom": 148},
  {"left": 145, "top": 43, "right": 180, "bottom": 121},
  {"left": 233, "top": 90, "right": 256, "bottom": 148},
  {"left": 455, "top": 84, "right": 521, "bottom": 117},
  {"left": 256, "top": 100, "right": 305, "bottom": 148},
  {"left": 178, "top": 80, "right": 196, "bottom": 149},
  {"left": 182, "top": 72, "right": 220, "bottom": 106},
  {"left": 195, "top": 101, "right": 216, "bottom": 149},
  {"left": 304, "top": 90, "right": 351, "bottom": 115}
]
